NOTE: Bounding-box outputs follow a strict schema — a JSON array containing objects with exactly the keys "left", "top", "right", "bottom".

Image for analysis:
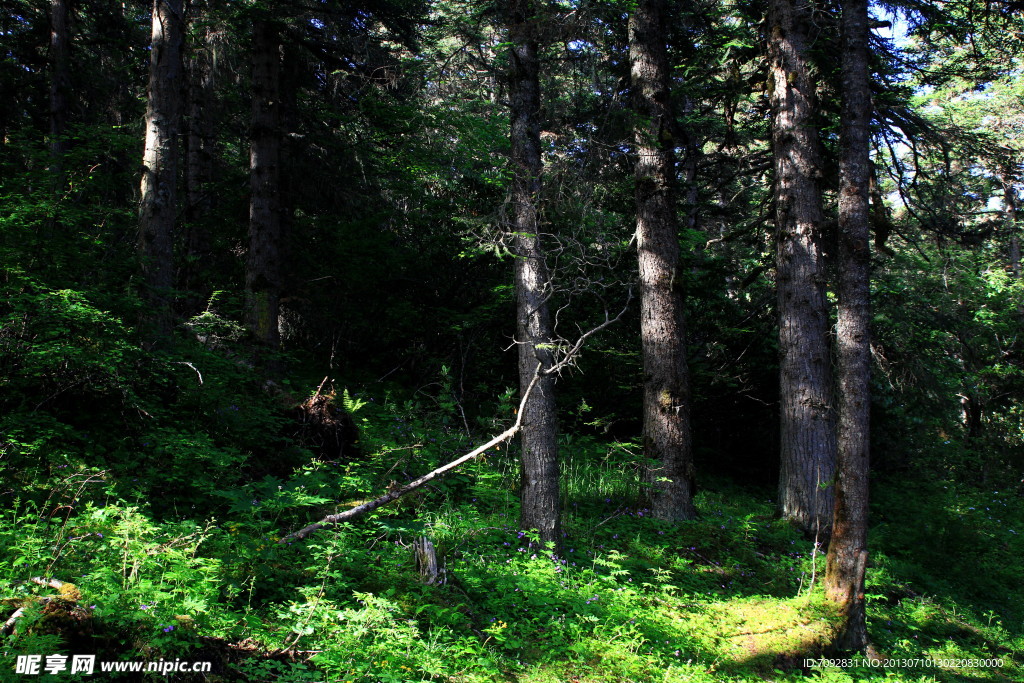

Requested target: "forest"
[{"left": 1, "top": 0, "right": 1022, "bottom": 680}]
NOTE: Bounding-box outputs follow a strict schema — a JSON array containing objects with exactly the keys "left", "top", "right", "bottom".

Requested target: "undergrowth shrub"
[{"left": 1, "top": 499, "right": 233, "bottom": 669}]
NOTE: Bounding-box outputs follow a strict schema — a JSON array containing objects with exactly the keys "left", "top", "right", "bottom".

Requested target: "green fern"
[{"left": 342, "top": 389, "right": 368, "bottom": 414}]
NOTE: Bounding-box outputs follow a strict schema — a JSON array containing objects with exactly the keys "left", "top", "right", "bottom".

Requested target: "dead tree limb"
[
  {"left": 280, "top": 368, "right": 542, "bottom": 543},
  {"left": 2, "top": 578, "right": 78, "bottom": 635},
  {"left": 545, "top": 288, "right": 633, "bottom": 376},
  {"left": 1, "top": 606, "right": 27, "bottom": 635}
]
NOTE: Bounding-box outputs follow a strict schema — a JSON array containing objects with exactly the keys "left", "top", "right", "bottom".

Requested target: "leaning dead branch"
[
  {"left": 281, "top": 282, "right": 632, "bottom": 543},
  {"left": 280, "top": 369, "right": 542, "bottom": 543}
]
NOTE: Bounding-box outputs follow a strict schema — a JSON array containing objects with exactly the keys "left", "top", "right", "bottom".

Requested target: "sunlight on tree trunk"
[
  {"left": 826, "top": 0, "right": 872, "bottom": 653},
  {"left": 508, "top": 0, "right": 560, "bottom": 546},
  {"left": 768, "top": 0, "right": 836, "bottom": 537},
  {"left": 629, "top": 0, "right": 696, "bottom": 522},
  {"left": 138, "top": 0, "right": 184, "bottom": 343}
]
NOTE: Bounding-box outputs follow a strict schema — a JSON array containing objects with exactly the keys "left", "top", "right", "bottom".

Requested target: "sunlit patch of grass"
[
  {"left": 402, "top": 454, "right": 1023, "bottom": 683},
  {"left": 684, "top": 596, "right": 838, "bottom": 671},
  {"left": 559, "top": 437, "right": 648, "bottom": 505},
  {"left": 514, "top": 658, "right": 723, "bottom": 683}
]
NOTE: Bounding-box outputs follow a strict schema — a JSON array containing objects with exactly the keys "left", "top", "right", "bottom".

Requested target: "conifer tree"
[
  {"left": 767, "top": 0, "right": 836, "bottom": 537},
  {"left": 630, "top": 0, "right": 697, "bottom": 521},
  {"left": 138, "top": 0, "right": 185, "bottom": 341}
]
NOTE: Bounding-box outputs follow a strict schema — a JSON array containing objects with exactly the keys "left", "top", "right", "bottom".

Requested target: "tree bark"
[
  {"left": 629, "top": 0, "right": 697, "bottom": 521},
  {"left": 1006, "top": 176, "right": 1022, "bottom": 316},
  {"left": 414, "top": 537, "right": 441, "bottom": 585},
  {"left": 768, "top": 0, "right": 836, "bottom": 536},
  {"left": 825, "top": 0, "right": 871, "bottom": 653},
  {"left": 138, "top": 0, "right": 185, "bottom": 342},
  {"left": 246, "top": 19, "right": 284, "bottom": 351},
  {"left": 49, "top": 0, "right": 70, "bottom": 184},
  {"left": 183, "top": 12, "right": 218, "bottom": 313},
  {"left": 1003, "top": 173, "right": 1021, "bottom": 281},
  {"left": 508, "top": 0, "right": 560, "bottom": 546}
]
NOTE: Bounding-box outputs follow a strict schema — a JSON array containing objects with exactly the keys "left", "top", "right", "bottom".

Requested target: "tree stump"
[{"left": 414, "top": 537, "right": 440, "bottom": 585}]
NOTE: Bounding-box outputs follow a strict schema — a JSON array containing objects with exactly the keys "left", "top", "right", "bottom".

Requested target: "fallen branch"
[
  {"left": 1, "top": 606, "right": 27, "bottom": 635},
  {"left": 2, "top": 578, "right": 77, "bottom": 635},
  {"left": 280, "top": 368, "right": 541, "bottom": 543}
]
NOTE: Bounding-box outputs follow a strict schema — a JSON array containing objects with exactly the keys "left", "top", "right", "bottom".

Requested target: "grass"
[
  {"left": 352, "top": 439, "right": 1022, "bottom": 682},
  {"left": 2, "top": 401, "right": 1022, "bottom": 682}
]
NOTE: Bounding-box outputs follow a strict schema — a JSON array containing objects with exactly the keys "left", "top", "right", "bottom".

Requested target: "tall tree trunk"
[
  {"left": 508, "top": 0, "right": 560, "bottom": 545},
  {"left": 1003, "top": 173, "right": 1021, "bottom": 282},
  {"left": 629, "top": 0, "right": 697, "bottom": 521},
  {"left": 182, "top": 13, "right": 218, "bottom": 313},
  {"left": 825, "top": 0, "right": 871, "bottom": 653},
  {"left": 246, "top": 19, "right": 283, "bottom": 351},
  {"left": 49, "top": 0, "right": 70, "bottom": 184},
  {"left": 768, "top": 0, "right": 836, "bottom": 537},
  {"left": 1006, "top": 176, "right": 1023, "bottom": 317},
  {"left": 138, "top": 0, "right": 185, "bottom": 342}
]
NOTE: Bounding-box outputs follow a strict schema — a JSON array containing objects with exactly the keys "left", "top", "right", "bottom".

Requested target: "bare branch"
[
  {"left": 280, "top": 366, "right": 543, "bottom": 543},
  {"left": 1, "top": 607, "right": 27, "bottom": 635},
  {"left": 544, "top": 286, "right": 633, "bottom": 376}
]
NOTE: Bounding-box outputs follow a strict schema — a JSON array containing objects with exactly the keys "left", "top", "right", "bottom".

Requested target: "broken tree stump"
[{"left": 414, "top": 537, "right": 441, "bottom": 585}]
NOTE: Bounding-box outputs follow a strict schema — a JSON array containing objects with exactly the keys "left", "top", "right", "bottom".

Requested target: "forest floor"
[{"left": 3, "top": 390, "right": 1023, "bottom": 683}]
